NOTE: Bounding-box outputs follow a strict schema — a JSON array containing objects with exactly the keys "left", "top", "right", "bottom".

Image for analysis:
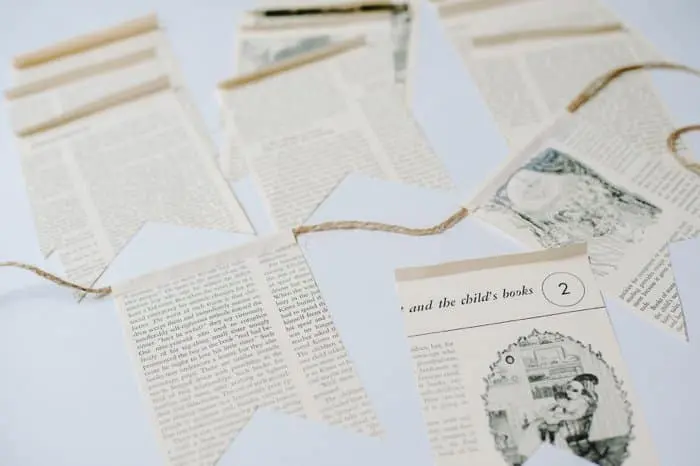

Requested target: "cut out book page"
[
  {"left": 436, "top": 0, "right": 675, "bottom": 152},
  {"left": 221, "top": 33, "right": 397, "bottom": 181},
  {"left": 218, "top": 37, "right": 453, "bottom": 230},
  {"left": 112, "top": 231, "right": 381, "bottom": 466},
  {"left": 396, "top": 243, "right": 660, "bottom": 466},
  {"left": 468, "top": 114, "right": 700, "bottom": 337},
  {"left": 6, "top": 16, "right": 253, "bottom": 290},
  {"left": 8, "top": 14, "right": 215, "bottom": 159}
]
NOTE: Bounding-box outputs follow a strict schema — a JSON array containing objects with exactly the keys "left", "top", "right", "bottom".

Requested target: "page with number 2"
[{"left": 395, "top": 244, "right": 659, "bottom": 466}]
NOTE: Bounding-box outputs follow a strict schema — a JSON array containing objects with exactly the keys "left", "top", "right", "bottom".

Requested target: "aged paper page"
[
  {"left": 437, "top": 0, "right": 670, "bottom": 149},
  {"left": 113, "top": 231, "right": 381, "bottom": 466},
  {"left": 17, "top": 81, "right": 253, "bottom": 288},
  {"left": 221, "top": 32, "right": 394, "bottom": 180},
  {"left": 8, "top": 16, "right": 215, "bottom": 162},
  {"left": 468, "top": 115, "right": 700, "bottom": 337},
  {"left": 396, "top": 244, "right": 660, "bottom": 466},
  {"left": 219, "top": 39, "right": 453, "bottom": 228}
]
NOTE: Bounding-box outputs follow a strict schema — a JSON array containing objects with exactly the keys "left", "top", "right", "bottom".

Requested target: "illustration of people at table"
[
  {"left": 537, "top": 374, "right": 600, "bottom": 455},
  {"left": 486, "top": 332, "right": 632, "bottom": 466}
]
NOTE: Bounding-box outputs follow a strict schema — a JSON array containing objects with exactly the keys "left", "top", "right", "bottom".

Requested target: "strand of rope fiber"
[
  {"left": 0, "top": 261, "right": 112, "bottom": 296},
  {"left": 667, "top": 125, "right": 700, "bottom": 175},
  {"left": 0, "top": 208, "right": 470, "bottom": 297},
  {"left": 567, "top": 61, "right": 700, "bottom": 113},
  {"left": 292, "top": 206, "right": 469, "bottom": 237},
  {"left": 567, "top": 61, "right": 700, "bottom": 176},
  {"left": 6, "top": 60, "right": 700, "bottom": 296}
]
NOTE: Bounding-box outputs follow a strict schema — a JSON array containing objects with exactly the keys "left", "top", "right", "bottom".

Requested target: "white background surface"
[{"left": 1, "top": 1, "right": 699, "bottom": 465}]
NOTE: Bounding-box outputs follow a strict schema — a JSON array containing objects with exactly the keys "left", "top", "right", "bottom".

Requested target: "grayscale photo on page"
[
  {"left": 396, "top": 244, "right": 659, "bottom": 466},
  {"left": 467, "top": 113, "right": 700, "bottom": 338},
  {"left": 235, "top": 4, "right": 412, "bottom": 85}
]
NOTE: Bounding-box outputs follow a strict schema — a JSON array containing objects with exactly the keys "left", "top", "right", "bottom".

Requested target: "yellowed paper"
[
  {"left": 113, "top": 231, "right": 381, "bottom": 466},
  {"left": 396, "top": 244, "right": 660, "bottom": 465},
  {"left": 437, "top": 0, "right": 668, "bottom": 149},
  {"left": 8, "top": 18, "right": 253, "bottom": 288},
  {"left": 8, "top": 16, "right": 214, "bottom": 155},
  {"left": 218, "top": 39, "right": 453, "bottom": 228},
  {"left": 468, "top": 114, "right": 700, "bottom": 337},
  {"left": 17, "top": 83, "right": 253, "bottom": 289}
]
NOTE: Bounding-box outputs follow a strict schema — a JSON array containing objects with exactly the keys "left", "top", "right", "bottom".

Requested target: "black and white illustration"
[
  {"left": 238, "top": 10, "right": 412, "bottom": 82},
  {"left": 484, "top": 331, "right": 632, "bottom": 466},
  {"left": 239, "top": 35, "right": 334, "bottom": 73},
  {"left": 390, "top": 8, "right": 412, "bottom": 84},
  {"left": 480, "top": 148, "right": 662, "bottom": 276}
]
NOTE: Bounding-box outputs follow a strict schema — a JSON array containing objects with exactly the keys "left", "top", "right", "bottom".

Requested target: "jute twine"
[
  {"left": 291, "top": 207, "right": 469, "bottom": 237},
  {"left": 566, "top": 61, "right": 700, "bottom": 113},
  {"left": 567, "top": 61, "right": 700, "bottom": 174},
  {"left": 667, "top": 125, "right": 700, "bottom": 175},
  {"left": 0, "top": 261, "right": 112, "bottom": 296},
  {"left": 1, "top": 208, "right": 470, "bottom": 297},
  {"left": 5, "top": 60, "right": 700, "bottom": 297}
]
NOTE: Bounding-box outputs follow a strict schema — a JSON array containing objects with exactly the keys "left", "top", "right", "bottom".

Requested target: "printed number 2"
[{"left": 558, "top": 282, "right": 570, "bottom": 295}]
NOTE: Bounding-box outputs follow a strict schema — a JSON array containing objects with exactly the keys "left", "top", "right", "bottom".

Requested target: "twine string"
[
  {"left": 567, "top": 61, "right": 700, "bottom": 173},
  {"left": 6, "top": 60, "right": 700, "bottom": 296},
  {"left": 4, "top": 208, "right": 470, "bottom": 297},
  {"left": 667, "top": 125, "right": 700, "bottom": 175},
  {"left": 566, "top": 61, "right": 700, "bottom": 112},
  {"left": 0, "top": 261, "right": 112, "bottom": 296},
  {"left": 292, "top": 207, "right": 469, "bottom": 237}
]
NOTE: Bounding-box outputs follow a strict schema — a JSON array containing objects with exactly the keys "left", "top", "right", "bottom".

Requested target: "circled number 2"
[
  {"left": 558, "top": 282, "right": 570, "bottom": 295},
  {"left": 542, "top": 272, "right": 585, "bottom": 307}
]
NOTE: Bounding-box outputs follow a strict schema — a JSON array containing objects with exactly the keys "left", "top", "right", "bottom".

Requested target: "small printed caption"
[{"left": 402, "top": 286, "right": 534, "bottom": 313}]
